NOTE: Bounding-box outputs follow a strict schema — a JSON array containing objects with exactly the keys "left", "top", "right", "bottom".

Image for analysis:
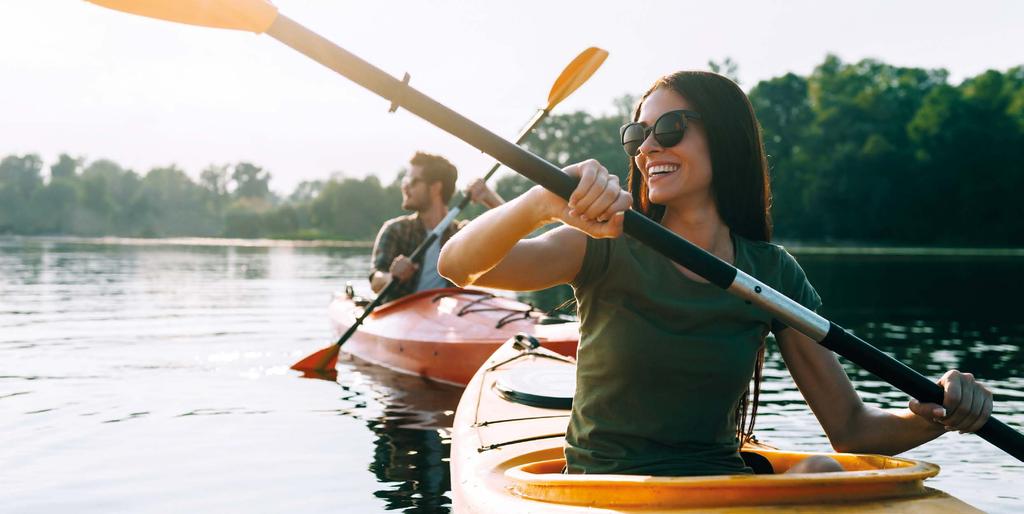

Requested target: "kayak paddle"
[
  {"left": 288, "top": 47, "right": 606, "bottom": 373},
  {"left": 86, "top": 0, "right": 1024, "bottom": 462}
]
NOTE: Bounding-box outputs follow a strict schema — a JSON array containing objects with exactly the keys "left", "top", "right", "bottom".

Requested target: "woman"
[{"left": 438, "top": 71, "right": 992, "bottom": 476}]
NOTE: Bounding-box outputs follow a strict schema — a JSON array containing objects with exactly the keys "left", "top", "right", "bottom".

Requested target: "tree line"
[
  {"left": 0, "top": 155, "right": 402, "bottom": 241},
  {"left": 512, "top": 55, "right": 1023, "bottom": 246},
  {"left": 2, "top": 55, "right": 1021, "bottom": 245}
]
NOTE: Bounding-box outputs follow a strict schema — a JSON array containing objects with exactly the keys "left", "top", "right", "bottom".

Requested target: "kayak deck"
[
  {"left": 450, "top": 340, "right": 982, "bottom": 513},
  {"left": 329, "top": 287, "right": 579, "bottom": 386}
]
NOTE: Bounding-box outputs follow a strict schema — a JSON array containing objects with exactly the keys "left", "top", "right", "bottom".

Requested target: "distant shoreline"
[
  {"left": 781, "top": 243, "right": 1024, "bottom": 258},
  {"left": 0, "top": 235, "right": 372, "bottom": 249},
  {"left": 3, "top": 235, "right": 1022, "bottom": 257}
]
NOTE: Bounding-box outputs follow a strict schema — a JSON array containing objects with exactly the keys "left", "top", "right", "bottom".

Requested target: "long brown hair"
[
  {"left": 626, "top": 71, "right": 773, "bottom": 243},
  {"left": 626, "top": 71, "right": 773, "bottom": 443}
]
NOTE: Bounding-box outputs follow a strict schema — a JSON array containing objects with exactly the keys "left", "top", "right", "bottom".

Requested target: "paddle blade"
[
  {"left": 297, "top": 369, "right": 339, "bottom": 382},
  {"left": 87, "top": 0, "right": 278, "bottom": 33},
  {"left": 545, "top": 47, "right": 608, "bottom": 110},
  {"left": 291, "top": 344, "right": 340, "bottom": 373}
]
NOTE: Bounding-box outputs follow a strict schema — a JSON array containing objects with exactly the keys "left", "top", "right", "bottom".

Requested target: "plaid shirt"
[{"left": 370, "top": 213, "right": 467, "bottom": 303}]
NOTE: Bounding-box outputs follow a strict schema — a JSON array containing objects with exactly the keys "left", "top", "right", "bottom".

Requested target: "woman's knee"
[{"left": 786, "top": 455, "right": 845, "bottom": 473}]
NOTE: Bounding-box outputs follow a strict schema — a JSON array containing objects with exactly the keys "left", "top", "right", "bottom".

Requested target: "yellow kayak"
[{"left": 450, "top": 337, "right": 982, "bottom": 513}]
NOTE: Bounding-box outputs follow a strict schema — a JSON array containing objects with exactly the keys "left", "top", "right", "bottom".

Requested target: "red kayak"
[{"left": 328, "top": 287, "right": 579, "bottom": 386}]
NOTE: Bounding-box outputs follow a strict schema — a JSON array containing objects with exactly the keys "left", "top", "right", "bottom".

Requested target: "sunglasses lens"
[
  {"left": 620, "top": 111, "right": 691, "bottom": 156},
  {"left": 653, "top": 111, "right": 685, "bottom": 149},
  {"left": 621, "top": 123, "right": 646, "bottom": 157}
]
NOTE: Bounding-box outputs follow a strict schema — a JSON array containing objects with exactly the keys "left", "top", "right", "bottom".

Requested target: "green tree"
[
  {"left": 310, "top": 175, "right": 401, "bottom": 240},
  {"left": 200, "top": 164, "right": 230, "bottom": 196},
  {"left": 32, "top": 179, "right": 79, "bottom": 233},
  {"left": 0, "top": 154, "right": 45, "bottom": 232},
  {"left": 708, "top": 57, "right": 741, "bottom": 85},
  {"left": 497, "top": 106, "right": 629, "bottom": 202},
  {"left": 50, "top": 153, "right": 81, "bottom": 181},
  {"left": 290, "top": 180, "right": 324, "bottom": 203},
  {"left": 749, "top": 73, "right": 815, "bottom": 238},
  {"left": 224, "top": 197, "right": 273, "bottom": 238},
  {"left": 231, "top": 162, "right": 271, "bottom": 200},
  {"left": 77, "top": 159, "right": 142, "bottom": 235},
  {"left": 907, "top": 69, "right": 1024, "bottom": 245},
  {"left": 131, "top": 165, "right": 220, "bottom": 236}
]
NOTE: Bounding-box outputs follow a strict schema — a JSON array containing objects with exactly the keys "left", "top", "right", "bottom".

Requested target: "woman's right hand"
[{"left": 528, "top": 159, "right": 632, "bottom": 239}]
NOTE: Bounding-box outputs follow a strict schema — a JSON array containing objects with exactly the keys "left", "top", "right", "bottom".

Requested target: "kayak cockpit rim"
[{"left": 502, "top": 447, "right": 942, "bottom": 509}]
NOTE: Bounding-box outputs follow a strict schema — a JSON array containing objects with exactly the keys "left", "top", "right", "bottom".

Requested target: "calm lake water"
[{"left": 1, "top": 236, "right": 1021, "bottom": 513}]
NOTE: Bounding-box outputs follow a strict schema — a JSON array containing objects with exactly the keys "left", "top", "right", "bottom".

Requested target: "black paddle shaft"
[
  {"left": 266, "top": 15, "right": 1024, "bottom": 461},
  {"left": 821, "top": 322, "right": 1024, "bottom": 461},
  {"left": 334, "top": 230, "right": 440, "bottom": 347}
]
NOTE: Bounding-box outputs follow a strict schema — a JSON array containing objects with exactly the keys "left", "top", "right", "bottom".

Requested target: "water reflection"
[
  {"left": 329, "top": 355, "right": 462, "bottom": 513},
  {"left": 799, "top": 253, "right": 1021, "bottom": 323}
]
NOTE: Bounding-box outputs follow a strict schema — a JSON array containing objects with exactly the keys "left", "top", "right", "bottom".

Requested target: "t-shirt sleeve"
[
  {"left": 570, "top": 236, "right": 613, "bottom": 291},
  {"left": 770, "top": 249, "right": 822, "bottom": 335}
]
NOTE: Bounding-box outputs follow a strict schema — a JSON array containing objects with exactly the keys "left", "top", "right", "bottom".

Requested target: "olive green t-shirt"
[{"left": 566, "top": 233, "right": 821, "bottom": 476}]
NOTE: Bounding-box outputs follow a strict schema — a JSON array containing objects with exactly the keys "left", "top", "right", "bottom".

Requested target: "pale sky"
[{"left": 3, "top": 1, "right": 1022, "bottom": 195}]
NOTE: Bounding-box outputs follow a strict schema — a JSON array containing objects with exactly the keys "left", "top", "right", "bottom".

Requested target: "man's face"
[{"left": 401, "top": 165, "right": 433, "bottom": 211}]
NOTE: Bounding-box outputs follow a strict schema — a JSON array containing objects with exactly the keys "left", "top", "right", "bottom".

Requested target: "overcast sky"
[{"left": 3, "top": 1, "right": 1022, "bottom": 194}]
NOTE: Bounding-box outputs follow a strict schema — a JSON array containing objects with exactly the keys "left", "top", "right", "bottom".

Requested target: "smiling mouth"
[{"left": 648, "top": 164, "right": 679, "bottom": 176}]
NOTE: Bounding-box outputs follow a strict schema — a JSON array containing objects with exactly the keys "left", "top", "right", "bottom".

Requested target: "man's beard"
[{"left": 402, "top": 195, "right": 423, "bottom": 212}]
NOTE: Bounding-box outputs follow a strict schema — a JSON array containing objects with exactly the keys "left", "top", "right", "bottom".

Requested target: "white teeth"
[{"left": 648, "top": 164, "right": 678, "bottom": 175}]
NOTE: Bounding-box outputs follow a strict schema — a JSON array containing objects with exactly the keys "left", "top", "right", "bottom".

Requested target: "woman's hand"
[
  {"left": 530, "top": 159, "right": 632, "bottom": 239},
  {"left": 909, "top": 370, "right": 993, "bottom": 433}
]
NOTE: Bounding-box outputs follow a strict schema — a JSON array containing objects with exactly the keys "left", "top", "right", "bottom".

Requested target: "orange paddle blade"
[
  {"left": 545, "top": 47, "right": 608, "bottom": 110},
  {"left": 291, "top": 344, "right": 340, "bottom": 373},
  {"left": 87, "top": 0, "right": 278, "bottom": 33}
]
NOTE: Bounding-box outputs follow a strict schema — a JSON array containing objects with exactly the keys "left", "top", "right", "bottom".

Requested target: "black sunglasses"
[{"left": 620, "top": 109, "right": 702, "bottom": 157}]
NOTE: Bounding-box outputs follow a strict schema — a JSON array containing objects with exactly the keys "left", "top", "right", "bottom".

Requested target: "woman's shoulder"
[
  {"left": 735, "top": 234, "right": 793, "bottom": 266},
  {"left": 734, "top": 234, "right": 810, "bottom": 283},
  {"left": 735, "top": 234, "right": 821, "bottom": 311}
]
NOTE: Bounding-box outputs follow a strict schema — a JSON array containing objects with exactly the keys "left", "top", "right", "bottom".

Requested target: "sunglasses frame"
[
  {"left": 402, "top": 175, "right": 428, "bottom": 188},
  {"left": 620, "top": 109, "right": 702, "bottom": 157}
]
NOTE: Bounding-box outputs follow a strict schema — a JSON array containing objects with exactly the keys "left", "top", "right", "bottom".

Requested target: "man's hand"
[
  {"left": 389, "top": 255, "right": 419, "bottom": 283},
  {"left": 467, "top": 178, "right": 504, "bottom": 208}
]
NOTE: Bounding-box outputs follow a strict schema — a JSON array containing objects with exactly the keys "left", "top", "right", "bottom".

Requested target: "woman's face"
[{"left": 634, "top": 88, "right": 714, "bottom": 209}]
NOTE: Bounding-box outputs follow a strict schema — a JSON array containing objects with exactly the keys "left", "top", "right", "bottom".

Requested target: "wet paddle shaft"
[{"left": 88, "top": 0, "right": 1024, "bottom": 461}]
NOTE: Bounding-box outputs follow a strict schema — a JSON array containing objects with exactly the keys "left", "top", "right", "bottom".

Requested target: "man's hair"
[{"left": 410, "top": 151, "right": 457, "bottom": 203}]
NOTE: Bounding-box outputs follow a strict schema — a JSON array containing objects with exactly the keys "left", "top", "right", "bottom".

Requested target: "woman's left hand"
[{"left": 909, "top": 370, "right": 993, "bottom": 433}]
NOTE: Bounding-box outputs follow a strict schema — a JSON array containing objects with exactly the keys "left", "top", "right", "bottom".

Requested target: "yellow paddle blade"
[
  {"left": 546, "top": 47, "right": 608, "bottom": 110},
  {"left": 87, "top": 0, "right": 279, "bottom": 34}
]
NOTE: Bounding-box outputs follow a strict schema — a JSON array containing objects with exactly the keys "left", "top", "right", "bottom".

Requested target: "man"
[{"left": 369, "top": 151, "right": 503, "bottom": 303}]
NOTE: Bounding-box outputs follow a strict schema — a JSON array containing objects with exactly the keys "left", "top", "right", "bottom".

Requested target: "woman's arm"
[
  {"left": 776, "top": 328, "right": 992, "bottom": 455},
  {"left": 439, "top": 160, "right": 631, "bottom": 290},
  {"left": 439, "top": 187, "right": 585, "bottom": 290}
]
